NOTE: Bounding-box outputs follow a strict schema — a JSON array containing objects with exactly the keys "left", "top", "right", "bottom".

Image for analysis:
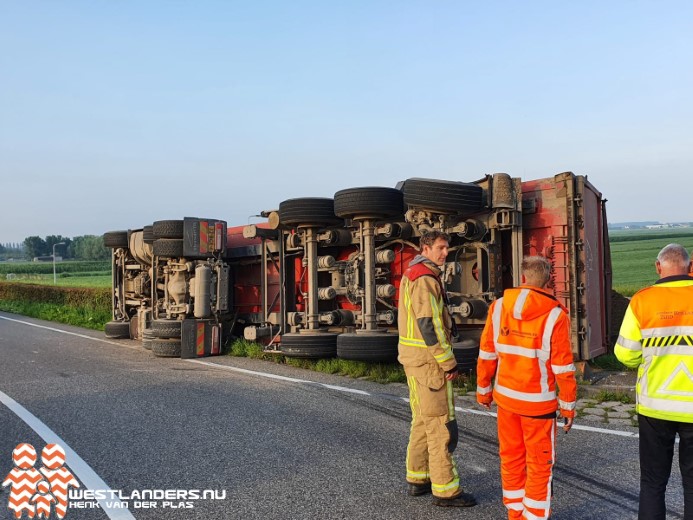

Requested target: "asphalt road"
[{"left": 0, "top": 311, "right": 686, "bottom": 519}]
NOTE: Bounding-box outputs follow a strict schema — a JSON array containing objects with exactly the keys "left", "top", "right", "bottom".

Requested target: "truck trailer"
[{"left": 103, "top": 171, "right": 611, "bottom": 368}]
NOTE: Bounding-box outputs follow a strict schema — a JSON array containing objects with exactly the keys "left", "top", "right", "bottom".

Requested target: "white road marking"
[
  {"left": 1, "top": 314, "right": 640, "bottom": 439},
  {"left": 187, "top": 359, "right": 640, "bottom": 438},
  {"left": 0, "top": 390, "right": 135, "bottom": 520},
  {"left": 0, "top": 315, "right": 140, "bottom": 350}
]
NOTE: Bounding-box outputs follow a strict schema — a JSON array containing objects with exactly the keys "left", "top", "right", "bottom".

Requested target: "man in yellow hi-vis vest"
[
  {"left": 615, "top": 243, "right": 693, "bottom": 520},
  {"left": 397, "top": 230, "right": 477, "bottom": 507}
]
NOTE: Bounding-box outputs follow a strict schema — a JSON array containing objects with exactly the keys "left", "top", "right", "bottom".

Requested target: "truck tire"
[
  {"left": 143, "top": 225, "right": 155, "bottom": 244},
  {"left": 151, "top": 319, "right": 182, "bottom": 338},
  {"left": 402, "top": 178, "right": 484, "bottom": 214},
  {"left": 104, "top": 320, "right": 131, "bottom": 339},
  {"left": 153, "top": 239, "right": 184, "bottom": 258},
  {"left": 103, "top": 231, "right": 129, "bottom": 248},
  {"left": 151, "top": 338, "right": 182, "bottom": 358},
  {"left": 333, "top": 187, "right": 404, "bottom": 220},
  {"left": 336, "top": 332, "right": 399, "bottom": 363},
  {"left": 153, "top": 220, "right": 184, "bottom": 239},
  {"left": 142, "top": 330, "right": 154, "bottom": 350},
  {"left": 281, "top": 332, "right": 337, "bottom": 359},
  {"left": 452, "top": 339, "right": 479, "bottom": 373},
  {"left": 278, "top": 198, "right": 342, "bottom": 227}
]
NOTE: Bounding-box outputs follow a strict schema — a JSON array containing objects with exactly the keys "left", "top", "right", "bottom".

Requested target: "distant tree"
[
  {"left": 45, "top": 235, "right": 72, "bottom": 259},
  {"left": 24, "top": 236, "right": 47, "bottom": 259},
  {"left": 72, "top": 235, "right": 110, "bottom": 260}
]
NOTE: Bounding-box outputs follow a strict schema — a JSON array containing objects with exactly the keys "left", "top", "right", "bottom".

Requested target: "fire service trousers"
[
  {"left": 405, "top": 370, "right": 460, "bottom": 498},
  {"left": 497, "top": 406, "right": 556, "bottom": 519}
]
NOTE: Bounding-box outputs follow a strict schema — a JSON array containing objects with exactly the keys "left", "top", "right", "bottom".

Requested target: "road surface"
[{"left": 0, "top": 312, "right": 686, "bottom": 519}]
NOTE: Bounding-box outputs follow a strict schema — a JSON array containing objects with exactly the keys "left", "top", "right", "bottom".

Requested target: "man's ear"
[
  {"left": 689, "top": 261, "right": 693, "bottom": 275},
  {"left": 521, "top": 274, "right": 526, "bottom": 284},
  {"left": 655, "top": 260, "right": 662, "bottom": 275}
]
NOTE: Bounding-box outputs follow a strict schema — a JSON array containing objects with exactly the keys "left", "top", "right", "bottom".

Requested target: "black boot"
[
  {"left": 407, "top": 482, "right": 432, "bottom": 496},
  {"left": 433, "top": 490, "right": 477, "bottom": 507}
]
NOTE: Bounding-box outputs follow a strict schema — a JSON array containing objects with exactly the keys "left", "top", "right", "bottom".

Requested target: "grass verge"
[{"left": 0, "top": 300, "right": 110, "bottom": 330}]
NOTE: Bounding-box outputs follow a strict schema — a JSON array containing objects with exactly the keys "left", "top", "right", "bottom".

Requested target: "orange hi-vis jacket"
[{"left": 477, "top": 286, "right": 577, "bottom": 418}]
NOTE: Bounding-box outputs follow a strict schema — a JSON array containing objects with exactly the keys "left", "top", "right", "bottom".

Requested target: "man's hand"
[
  {"left": 445, "top": 368, "right": 459, "bottom": 381},
  {"left": 562, "top": 416, "right": 574, "bottom": 433}
]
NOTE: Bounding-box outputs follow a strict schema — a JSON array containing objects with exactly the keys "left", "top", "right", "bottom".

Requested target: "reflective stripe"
[
  {"left": 656, "top": 362, "right": 693, "bottom": 397},
  {"left": 642, "top": 326, "right": 693, "bottom": 338},
  {"left": 514, "top": 289, "right": 530, "bottom": 319},
  {"left": 407, "top": 470, "right": 430, "bottom": 479},
  {"left": 399, "top": 338, "right": 427, "bottom": 348},
  {"left": 539, "top": 307, "right": 562, "bottom": 395},
  {"left": 559, "top": 399, "right": 576, "bottom": 411},
  {"left": 477, "top": 384, "right": 492, "bottom": 395},
  {"left": 496, "top": 344, "right": 538, "bottom": 358},
  {"left": 434, "top": 350, "right": 454, "bottom": 362},
  {"left": 506, "top": 502, "right": 524, "bottom": 511},
  {"left": 523, "top": 510, "right": 545, "bottom": 520},
  {"left": 640, "top": 394, "right": 693, "bottom": 412},
  {"left": 616, "top": 335, "right": 641, "bottom": 350},
  {"left": 503, "top": 489, "right": 525, "bottom": 499},
  {"left": 495, "top": 384, "right": 555, "bottom": 402},
  {"left": 551, "top": 363, "right": 575, "bottom": 374},
  {"left": 479, "top": 350, "right": 498, "bottom": 360},
  {"left": 643, "top": 345, "right": 693, "bottom": 358},
  {"left": 524, "top": 496, "right": 550, "bottom": 509},
  {"left": 492, "top": 298, "right": 503, "bottom": 344},
  {"left": 446, "top": 380, "right": 455, "bottom": 421},
  {"left": 431, "top": 478, "right": 459, "bottom": 493},
  {"left": 430, "top": 295, "right": 451, "bottom": 349}
]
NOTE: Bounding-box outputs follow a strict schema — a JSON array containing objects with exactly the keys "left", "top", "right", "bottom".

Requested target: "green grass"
[
  {"left": 3, "top": 274, "right": 111, "bottom": 288},
  {"left": 591, "top": 389, "right": 635, "bottom": 404},
  {"left": 0, "top": 260, "right": 110, "bottom": 275},
  {"left": 609, "top": 228, "right": 693, "bottom": 295},
  {"left": 0, "top": 300, "right": 110, "bottom": 330}
]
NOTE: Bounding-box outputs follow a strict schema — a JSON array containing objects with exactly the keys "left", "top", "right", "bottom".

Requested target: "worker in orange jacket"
[{"left": 477, "top": 256, "right": 577, "bottom": 519}]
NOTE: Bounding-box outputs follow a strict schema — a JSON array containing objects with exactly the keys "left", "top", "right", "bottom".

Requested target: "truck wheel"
[
  {"left": 151, "top": 338, "right": 182, "bottom": 358},
  {"left": 402, "top": 178, "right": 484, "bottom": 214},
  {"left": 452, "top": 339, "right": 479, "bottom": 373},
  {"left": 104, "top": 321, "right": 131, "bottom": 339},
  {"left": 153, "top": 239, "right": 184, "bottom": 258},
  {"left": 153, "top": 220, "right": 184, "bottom": 239},
  {"left": 281, "top": 332, "right": 337, "bottom": 359},
  {"left": 151, "top": 319, "right": 182, "bottom": 338},
  {"left": 336, "top": 332, "right": 399, "bottom": 363},
  {"left": 278, "top": 198, "right": 342, "bottom": 227},
  {"left": 142, "top": 330, "right": 154, "bottom": 350},
  {"left": 143, "top": 225, "right": 155, "bottom": 244},
  {"left": 103, "top": 231, "right": 129, "bottom": 248},
  {"left": 333, "top": 187, "right": 404, "bottom": 220}
]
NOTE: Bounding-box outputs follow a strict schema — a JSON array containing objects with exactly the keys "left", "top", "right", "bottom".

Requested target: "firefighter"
[
  {"left": 615, "top": 243, "right": 693, "bottom": 520},
  {"left": 477, "top": 255, "right": 577, "bottom": 519},
  {"left": 397, "top": 230, "right": 477, "bottom": 507}
]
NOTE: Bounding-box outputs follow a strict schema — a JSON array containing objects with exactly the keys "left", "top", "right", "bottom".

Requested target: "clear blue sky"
[{"left": 2, "top": 1, "right": 692, "bottom": 243}]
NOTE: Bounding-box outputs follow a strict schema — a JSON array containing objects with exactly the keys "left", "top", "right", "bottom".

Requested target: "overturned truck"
[{"left": 104, "top": 171, "right": 611, "bottom": 368}]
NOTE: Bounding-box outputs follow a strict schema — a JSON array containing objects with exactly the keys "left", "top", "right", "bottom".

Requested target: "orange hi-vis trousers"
[
  {"left": 405, "top": 372, "right": 460, "bottom": 498},
  {"left": 497, "top": 406, "right": 557, "bottom": 519}
]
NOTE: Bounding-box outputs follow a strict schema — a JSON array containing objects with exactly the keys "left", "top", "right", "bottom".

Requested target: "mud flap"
[
  {"left": 446, "top": 419, "right": 459, "bottom": 453},
  {"left": 181, "top": 320, "right": 222, "bottom": 359}
]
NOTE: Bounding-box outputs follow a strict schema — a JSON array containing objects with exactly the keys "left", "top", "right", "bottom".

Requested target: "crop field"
[
  {"left": 609, "top": 228, "right": 693, "bottom": 296},
  {"left": 0, "top": 261, "right": 111, "bottom": 288}
]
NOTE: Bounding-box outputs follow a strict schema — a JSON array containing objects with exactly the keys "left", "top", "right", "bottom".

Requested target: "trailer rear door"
[{"left": 521, "top": 172, "right": 611, "bottom": 360}]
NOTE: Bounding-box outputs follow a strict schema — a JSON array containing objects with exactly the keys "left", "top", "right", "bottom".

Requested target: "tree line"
[{"left": 0, "top": 235, "right": 111, "bottom": 261}]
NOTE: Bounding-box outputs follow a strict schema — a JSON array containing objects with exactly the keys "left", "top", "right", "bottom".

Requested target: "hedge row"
[
  {"left": 0, "top": 282, "right": 111, "bottom": 311},
  {"left": 0, "top": 261, "right": 110, "bottom": 275}
]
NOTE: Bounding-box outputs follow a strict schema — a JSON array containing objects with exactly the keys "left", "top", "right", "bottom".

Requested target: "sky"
[{"left": 1, "top": 1, "right": 692, "bottom": 244}]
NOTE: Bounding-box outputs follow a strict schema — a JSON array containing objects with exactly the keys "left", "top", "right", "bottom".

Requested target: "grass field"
[
  {"left": 0, "top": 261, "right": 111, "bottom": 288},
  {"left": 609, "top": 228, "right": 693, "bottom": 295}
]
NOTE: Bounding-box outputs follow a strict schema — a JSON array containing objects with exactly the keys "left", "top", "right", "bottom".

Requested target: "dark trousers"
[{"left": 638, "top": 414, "right": 693, "bottom": 520}]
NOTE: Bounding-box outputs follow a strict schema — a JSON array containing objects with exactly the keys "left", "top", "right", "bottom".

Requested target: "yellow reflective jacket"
[
  {"left": 615, "top": 275, "right": 693, "bottom": 423},
  {"left": 397, "top": 257, "right": 458, "bottom": 375}
]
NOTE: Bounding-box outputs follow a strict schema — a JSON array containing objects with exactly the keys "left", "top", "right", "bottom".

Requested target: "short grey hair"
[
  {"left": 657, "top": 243, "right": 690, "bottom": 269},
  {"left": 522, "top": 256, "right": 551, "bottom": 287}
]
